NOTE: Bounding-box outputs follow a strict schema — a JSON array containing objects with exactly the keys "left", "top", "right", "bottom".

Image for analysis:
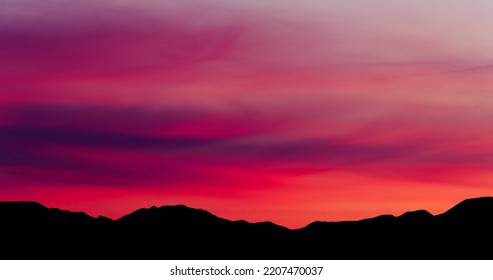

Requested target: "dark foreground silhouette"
[{"left": 3, "top": 197, "right": 493, "bottom": 259}]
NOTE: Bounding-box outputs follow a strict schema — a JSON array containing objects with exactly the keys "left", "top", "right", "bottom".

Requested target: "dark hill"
[
  {"left": 0, "top": 201, "right": 112, "bottom": 259},
  {"left": 438, "top": 197, "right": 493, "bottom": 223},
  {"left": 3, "top": 197, "right": 493, "bottom": 259},
  {"left": 104, "top": 205, "right": 290, "bottom": 259}
]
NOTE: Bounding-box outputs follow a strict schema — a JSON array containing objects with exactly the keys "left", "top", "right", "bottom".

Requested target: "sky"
[{"left": 1, "top": 0, "right": 493, "bottom": 228}]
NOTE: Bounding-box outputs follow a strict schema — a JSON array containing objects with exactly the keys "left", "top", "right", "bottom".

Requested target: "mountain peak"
[
  {"left": 116, "top": 204, "right": 227, "bottom": 226},
  {"left": 398, "top": 209, "right": 433, "bottom": 220},
  {"left": 442, "top": 197, "right": 493, "bottom": 215},
  {"left": 439, "top": 196, "right": 493, "bottom": 222},
  {"left": 0, "top": 201, "right": 47, "bottom": 209}
]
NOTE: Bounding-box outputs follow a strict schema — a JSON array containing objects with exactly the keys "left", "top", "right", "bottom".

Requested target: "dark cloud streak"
[{"left": 2, "top": 103, "right": 493, "bottom": 186}]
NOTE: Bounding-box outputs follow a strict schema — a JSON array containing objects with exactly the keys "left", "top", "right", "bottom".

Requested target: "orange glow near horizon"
[{"left": 3, "top": 171, "right": 493, "bottom": 229}]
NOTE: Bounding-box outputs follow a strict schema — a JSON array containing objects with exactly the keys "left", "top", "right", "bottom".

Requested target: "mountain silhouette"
[
  {"left": 3, "top": 197, "right": 493, "bottom": 259},
  {"left": 0, "top": 201, "right": 112, "bottom": 259}
]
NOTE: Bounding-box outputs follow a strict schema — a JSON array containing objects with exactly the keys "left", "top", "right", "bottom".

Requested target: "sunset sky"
[{"left": 2, "top": 0, "right": 493, "bottom": 228}]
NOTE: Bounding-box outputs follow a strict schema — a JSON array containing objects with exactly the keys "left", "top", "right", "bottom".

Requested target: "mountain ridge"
[{"left": 3, "top": 196, "right": 493, "bottom": 259}]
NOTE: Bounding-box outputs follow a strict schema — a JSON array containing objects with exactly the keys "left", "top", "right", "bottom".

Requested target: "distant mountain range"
[{"left": 3, "top": 197, "right": 493, "bottom": 259}]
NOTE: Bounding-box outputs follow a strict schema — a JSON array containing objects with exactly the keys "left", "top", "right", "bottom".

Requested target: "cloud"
[
  {"left": 2, "top": 0, "right": 493, "bottom": 190},
  {"left": 0, "top": 0, "right": 244, "bottom": 79},
  {"left": 0, "top": 103, "right": 285, "bottom": 186},
  {"left": 2, "top": 102, "right": 493, "bottom": 187}
]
